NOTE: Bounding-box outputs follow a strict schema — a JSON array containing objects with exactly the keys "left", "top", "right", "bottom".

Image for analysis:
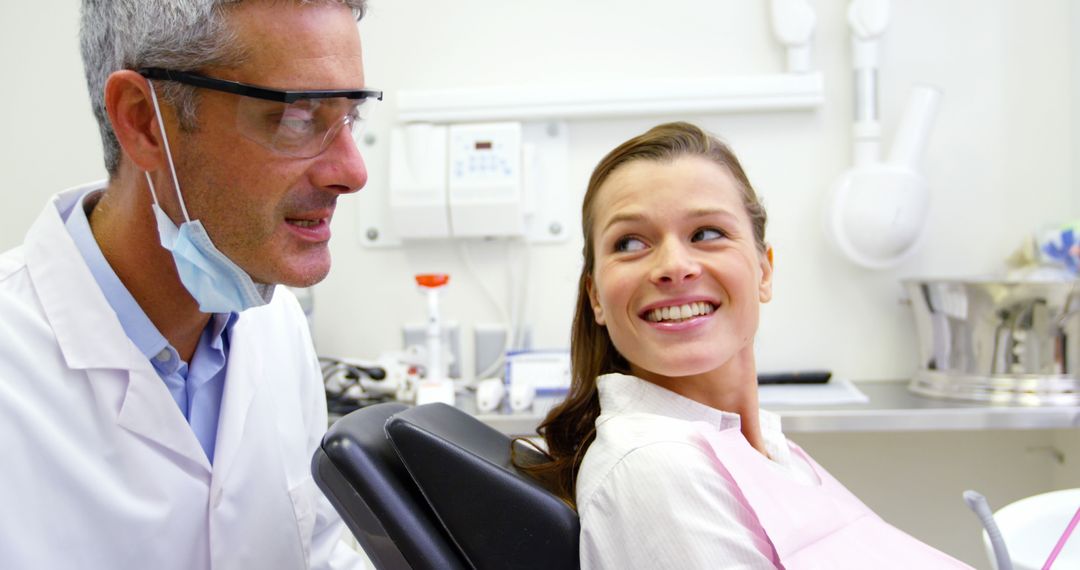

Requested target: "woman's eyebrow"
[
  {"left": 686, "top": 207, "right": 736, "bottom": 220},
  {"left": 601, "top": 207, "right": 741, "bottom": 232},
  {"left": 601, "top": 211, "right": 646, "bottom": 233}
]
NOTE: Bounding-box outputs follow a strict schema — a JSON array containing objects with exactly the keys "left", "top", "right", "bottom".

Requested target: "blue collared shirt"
[{"left": 64, "top": 189, "right": 234, "bottom": 463}]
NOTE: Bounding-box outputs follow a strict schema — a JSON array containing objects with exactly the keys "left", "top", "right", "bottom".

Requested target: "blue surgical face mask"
[{"left": 144, "top": 79, "right": 275, "bottom": 313}]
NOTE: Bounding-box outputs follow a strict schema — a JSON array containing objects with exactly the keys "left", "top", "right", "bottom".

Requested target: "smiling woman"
[
  {"left": 585, "top": 153, "right": 773, "bottom": 410},
  {"left": 516, "top": 122, "right": 972, "bottom": 569}
]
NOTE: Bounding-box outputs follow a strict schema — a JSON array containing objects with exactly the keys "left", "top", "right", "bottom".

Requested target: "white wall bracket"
[{"left": 395, "top": 74, "right": 824, "bottom": 124}]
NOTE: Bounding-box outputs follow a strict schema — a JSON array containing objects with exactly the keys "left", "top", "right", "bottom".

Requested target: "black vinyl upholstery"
[
  {"left": 312, "top": 402, "right": 466, "bottom": 569},
  {"left": 313, "top": 402, "right": 580, "bottom": 570},
  {"left": 388, "top": 403, "right": 581, "bottom": 569}
]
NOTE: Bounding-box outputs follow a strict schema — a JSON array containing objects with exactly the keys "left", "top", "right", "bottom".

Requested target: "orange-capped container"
[{"left": 415, "top": 274, "right": 450, "bottom": 288}]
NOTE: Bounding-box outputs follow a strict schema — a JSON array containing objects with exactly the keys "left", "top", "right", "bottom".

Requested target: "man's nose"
[{"left": 312, "top": 125, "right": 368, "bottom": 194}]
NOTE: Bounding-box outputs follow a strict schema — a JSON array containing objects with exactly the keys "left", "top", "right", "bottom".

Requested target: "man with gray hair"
[{"left": 0, "top": 1, "right": 379, "bottom": 568}]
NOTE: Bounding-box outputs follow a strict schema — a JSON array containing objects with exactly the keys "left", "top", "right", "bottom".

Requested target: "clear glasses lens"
[{"left": 235, "top": 96, "right": 377, "bottom": 158}]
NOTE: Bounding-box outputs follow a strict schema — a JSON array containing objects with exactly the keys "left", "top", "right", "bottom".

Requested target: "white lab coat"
[{"left": 0, "top": 184, "right": 363, "bottom": 569}]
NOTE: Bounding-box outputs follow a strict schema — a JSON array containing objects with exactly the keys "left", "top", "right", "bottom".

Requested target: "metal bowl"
[{"left": 903, "top": 278, "right": 1080, "bottom": 405}]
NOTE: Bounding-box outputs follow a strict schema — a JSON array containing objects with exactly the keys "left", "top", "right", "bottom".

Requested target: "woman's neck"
[{"left": 632, "top": 346, "right": 769, "bottom": 457}]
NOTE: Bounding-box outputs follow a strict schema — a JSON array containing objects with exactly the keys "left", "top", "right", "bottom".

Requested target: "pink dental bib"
[{"left": 693, "top": 424, "right": 972, "bottom": 569}]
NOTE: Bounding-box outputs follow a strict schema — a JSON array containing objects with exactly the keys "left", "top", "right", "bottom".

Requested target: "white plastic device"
[
  {"left": 769, "top": 0, "right": 816, "bottom": 73},
  {"left": 360, "top": 120, "right": 572, "bottom": 247},
  {"left": 509, "top": 382, "right": 535, "bottom": 413},
  {"left": 415, "top": 380, "right": 456, "bottom": 407},
  {"left": 389, "top": 123, "right": 450, "bottom": 239},
  {"left": 826, "top": 87, "right": 939, "bottom": 269},
  {"left": 475, "top": 378, "right": 507, "bottom": 413},
  {"left": 505, "top": 350, "right": 571, "bottom": 397},
  {"left": 447, "top": 122, "right": 526, "bottom": 238},
  {"left": 825, "top": 0, "right": 940, "bottom": 269}
]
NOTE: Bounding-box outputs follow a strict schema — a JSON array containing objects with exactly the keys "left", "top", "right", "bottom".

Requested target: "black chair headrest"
[
  {"left": 387, "top": 403, "right": 580, "bottom": 570},
  {"left": 313, "top": 402, "right": 467, "bottom": 569}
]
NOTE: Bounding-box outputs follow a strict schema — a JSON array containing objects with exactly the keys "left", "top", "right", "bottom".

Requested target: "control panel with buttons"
[{"left": 447, "top": 122, "right": 525, "bottom": 237}]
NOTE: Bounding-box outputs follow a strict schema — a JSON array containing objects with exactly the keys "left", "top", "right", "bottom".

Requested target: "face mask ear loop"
[
  {"left": 145, "top": 78, "right": 192, "bottom": 223},
  {"left": 144, "top": 172, "right": 163, "bottom": 209}
]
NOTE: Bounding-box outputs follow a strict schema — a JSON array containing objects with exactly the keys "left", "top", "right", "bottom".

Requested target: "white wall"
[
  {"left": 2, "top": 1, "right": 1077, "bottom": 567},
  {"left": 0, "top": 0, "right": 106, "bottom": 241}
]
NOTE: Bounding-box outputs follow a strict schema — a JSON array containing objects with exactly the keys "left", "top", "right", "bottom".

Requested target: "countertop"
[{"left": 462, "top": 379, "right": 1080, "bottom": 436}]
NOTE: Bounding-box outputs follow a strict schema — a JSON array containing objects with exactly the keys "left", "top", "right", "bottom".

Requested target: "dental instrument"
[{"left": 964, "top": 490, "right": 1013, "bottom": 570}]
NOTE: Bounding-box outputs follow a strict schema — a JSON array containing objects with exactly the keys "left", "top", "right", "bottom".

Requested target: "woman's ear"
[
  {"left": 104, "top": 70, "right": 166, "bottom": 172},
  {"left": 758, "top": 246, "right": 774, "bottom": 303},
  {"left": 586, "top": 275, "right": 605, "bottom": 325}
]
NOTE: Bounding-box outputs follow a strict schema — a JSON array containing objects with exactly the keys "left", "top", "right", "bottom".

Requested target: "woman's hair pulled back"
[{"left": 515, "top": 121, "right": 768, "bottom": 506}]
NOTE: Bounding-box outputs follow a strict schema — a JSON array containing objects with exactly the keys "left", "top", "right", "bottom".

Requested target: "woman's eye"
[
  {"left": 692, "top": 228, "right": 725, "bottom": 242},
  {"left": 614, "top": 236, "right": 647, "bottom": 253}
]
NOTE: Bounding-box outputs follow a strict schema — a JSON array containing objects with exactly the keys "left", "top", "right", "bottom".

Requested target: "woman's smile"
[{"left": 639, "top": 298, "right": 720, "bottom": 333}]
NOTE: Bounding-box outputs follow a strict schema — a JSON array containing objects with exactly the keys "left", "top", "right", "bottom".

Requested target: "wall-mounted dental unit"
[{"left": 386, "top": 120, "right": 567, "bottom": 243}]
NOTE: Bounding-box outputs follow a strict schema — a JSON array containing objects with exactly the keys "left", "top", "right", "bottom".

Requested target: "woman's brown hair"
[{"left": 514, "top": 121, "right": 769, "bottom": 507}]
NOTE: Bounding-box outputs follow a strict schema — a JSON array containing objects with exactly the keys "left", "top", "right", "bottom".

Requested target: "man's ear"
[
  {"left": 586, "top": 274, "right": 605, "bottom": 325},
  {"left": 104, "top": 70, "right": 167, "bottom": 172},
  {"left": 758, "top": 246, "right": 774, "bottom": 303}
]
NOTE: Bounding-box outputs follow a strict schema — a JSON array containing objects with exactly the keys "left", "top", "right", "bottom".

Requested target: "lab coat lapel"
[
  {"left": 211, "top": 315, "right": 264, "bottom": 485},
  {"left": 207, "top": 322, "right": 309, "bottom": 569},
  {"left": 114, "top": 367, "right": 212, "bottom": 473},
  {"left": 26, "top": 185, "right": 135, "bottom": 370},
  {"left": 25, "top": 185, "right": 211, "bottom": 473}
]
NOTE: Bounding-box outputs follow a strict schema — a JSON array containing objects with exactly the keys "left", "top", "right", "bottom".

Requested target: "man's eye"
[
  {"left": 692, "top": 228, "right": 725, "bottom": 242},
  {"left": 277, "top": 108, "right": 317, "bottom": 136},
  {"left": 614, "top": 236, "right": 647, "bottom": 252}
]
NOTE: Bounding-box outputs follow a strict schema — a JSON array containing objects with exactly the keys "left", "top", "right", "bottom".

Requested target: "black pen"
[{"left": 757, "top": 371, "right": 832, "bottom": 385}]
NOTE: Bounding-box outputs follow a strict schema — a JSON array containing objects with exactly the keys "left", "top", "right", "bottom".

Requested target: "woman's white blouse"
[{"left": 576, "top": 373, "right": 815, "bottom": 569}]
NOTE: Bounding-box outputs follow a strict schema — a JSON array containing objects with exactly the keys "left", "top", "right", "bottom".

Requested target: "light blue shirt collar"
[
  {"left": 63, "top": 188, "right": 236, "bottom": 462},
  {"left": 64, "top": 190, "right": 174, "bottom": 363}
]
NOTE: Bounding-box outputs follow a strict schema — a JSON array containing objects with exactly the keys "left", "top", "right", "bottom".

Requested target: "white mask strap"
[
  {"left": 144, "top": 172, "right": 162, "bottom": 209},
  {"left": 145, "top": 78, "right": 192, "bottom": 223}
]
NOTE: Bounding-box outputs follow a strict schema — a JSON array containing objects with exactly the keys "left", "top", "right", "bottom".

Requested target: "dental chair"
[{"left": 311, "top": 402, "right": 580, "bottom": 570}]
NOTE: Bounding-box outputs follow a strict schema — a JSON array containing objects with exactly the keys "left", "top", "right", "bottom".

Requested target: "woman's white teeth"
[
  {"left": 647, "top": 302, "right": 715, "bottom": 322},
  {"left": 290, "top": 219, "right": 319, "bottom": 228}
]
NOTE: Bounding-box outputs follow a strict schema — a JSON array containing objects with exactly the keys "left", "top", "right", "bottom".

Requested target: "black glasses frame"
[{"left": 138, "top": 68, "right": 383, "bottom": 103}]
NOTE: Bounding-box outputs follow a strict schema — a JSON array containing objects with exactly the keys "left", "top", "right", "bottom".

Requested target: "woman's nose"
[{"left": 651, "top": 240, "right": 701, "bottom": 285}]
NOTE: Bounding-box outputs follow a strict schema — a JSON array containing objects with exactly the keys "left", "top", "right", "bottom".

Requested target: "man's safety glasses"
[{"left": 138, "top": 68, "right": 383, "bottom": 158}]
